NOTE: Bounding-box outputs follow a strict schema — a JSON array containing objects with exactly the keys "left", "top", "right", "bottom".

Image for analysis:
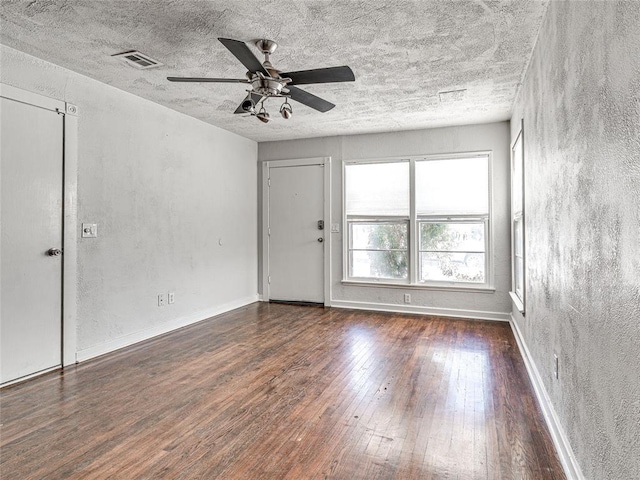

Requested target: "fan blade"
[
  {"left": 233, "top": 92, "right": 264, "bottom": 114},
  {"left": 287, "top": 86, "right": 335, "bottom": 112},
  {"left": 282, "top": 66, "right": 355, "bottom": 85},
  {"left": 218, "top": 38, "right": 269, "bottom": 76},
  {"left": 167, "top": 77, "right": 248, "bottom": 83}
]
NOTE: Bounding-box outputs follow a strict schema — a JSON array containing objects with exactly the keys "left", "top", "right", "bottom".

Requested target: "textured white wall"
[
  {"left": 259, "top": 122, "right": 511, "bottom": 318},
  {"left": 1, "top": 45, "right": 258, "bottom": 355},
  {"left": 510, "top": 2, "right": 640, "bottom": 479}
]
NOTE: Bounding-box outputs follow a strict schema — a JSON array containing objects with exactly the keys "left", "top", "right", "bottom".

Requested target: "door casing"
[
  {"left": 262, "top": 157, "right": 331, "bottom": 306},
  {"left": 0, "top": 83, "right": 78, "bottom": 384}
]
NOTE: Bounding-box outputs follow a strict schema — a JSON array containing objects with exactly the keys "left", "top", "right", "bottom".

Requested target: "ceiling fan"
[{"left": 168, "top": 38, "right": 355, "bottom": 123}]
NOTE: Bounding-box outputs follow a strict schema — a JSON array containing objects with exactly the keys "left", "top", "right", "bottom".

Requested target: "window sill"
[
  {"left": 341, "top": 280, "right": 495, "bottom": 294},
  {"left": 509, "top": 291, "right": 525, "bottom": 314}
]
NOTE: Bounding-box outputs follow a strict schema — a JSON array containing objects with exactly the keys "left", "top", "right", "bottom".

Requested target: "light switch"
[
  {"left": 331, "top": 223, "right": 340, "bottom": 233},
  {"left": 82, "top": 223, "right": 98, "bottom": 238}
]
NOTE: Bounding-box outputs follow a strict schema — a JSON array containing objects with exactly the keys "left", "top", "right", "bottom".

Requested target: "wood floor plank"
[{"left": 0, "top": 303, "right": 566, "bottom": 479}]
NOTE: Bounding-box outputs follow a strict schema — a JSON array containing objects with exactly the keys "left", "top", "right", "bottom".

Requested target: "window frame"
[
  {"left": 343, "top": 152, "right": 493, "bottom": 290},
  {"left": 510, "top": 122, "right": 526, "bottom": 313}
]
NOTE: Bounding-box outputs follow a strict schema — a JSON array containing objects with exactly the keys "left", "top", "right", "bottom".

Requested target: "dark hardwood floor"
[{"left": 0, "top": 303, "right": 565, "bottom": 479}]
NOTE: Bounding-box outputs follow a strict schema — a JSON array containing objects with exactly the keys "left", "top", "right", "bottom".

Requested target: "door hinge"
[
  {"left": 268, "top": 178, "right": 271, "bottom": 187},
  {"left": 268, "top": 276, "right": 271, "bottom": 284},
  {"left": 268, "top": 228, "right": 271, "bottom": 236}
]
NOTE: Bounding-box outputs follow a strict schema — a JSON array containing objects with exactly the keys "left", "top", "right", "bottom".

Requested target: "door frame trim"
[
  {"left": 262, "top": 157, "right": 332, "bottom": 306},
  {"left": 0, "top": 83, "right": 78, "bottom": 369}
]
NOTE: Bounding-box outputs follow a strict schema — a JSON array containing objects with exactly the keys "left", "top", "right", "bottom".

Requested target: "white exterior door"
[
  {"left": 268, "top": 163, "right": 325, "bottom": 304},
  {"left": 1, "top": 94, "right": 64, "bottom": 385}
]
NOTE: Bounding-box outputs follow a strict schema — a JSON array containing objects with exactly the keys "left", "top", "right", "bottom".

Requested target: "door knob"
[
  {"left": 317, "top": 237, "right": 324, "bottom": 243},
  {"left": 47, "top": 248, "right": 63, "bottom": 257}
]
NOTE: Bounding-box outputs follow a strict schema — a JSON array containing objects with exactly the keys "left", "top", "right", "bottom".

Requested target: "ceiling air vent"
[
  {"left": 112, "top": 50, "right": 163, "bottom": 69},
  {"left": 438, "top": 89, "right": 467, "bottom": 103}
]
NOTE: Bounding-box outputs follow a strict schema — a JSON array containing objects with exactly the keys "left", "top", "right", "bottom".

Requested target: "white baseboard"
[
  {"left": 509, "top": 315, "right": 584, "bottom": 480},
  {"left": 330, "top": 299, "right": 510, "bottom": 322},
  {"left": 76, "top": 295, "right": 259, "bottom": 363},
  {"left": 1, "top": 365, "right": 61, "bottom": 388}
]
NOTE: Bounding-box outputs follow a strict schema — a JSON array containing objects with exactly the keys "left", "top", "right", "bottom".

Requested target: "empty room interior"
[{"left": 1, "top": 1, "right": 638, "bottom": 479}]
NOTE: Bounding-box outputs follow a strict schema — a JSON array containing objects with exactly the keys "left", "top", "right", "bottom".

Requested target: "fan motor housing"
[{"left": 251, "top": 76, "right": 285, "bottom": 96}]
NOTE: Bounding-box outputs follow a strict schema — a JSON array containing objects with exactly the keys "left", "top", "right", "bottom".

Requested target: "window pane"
[
  {"left": 350, "top": 250, "right": 408, "bottom": 279},
  {"left": 345, "top": 162, "right": 409, "bottom": 216},
  {"left": 416, "top": 157, "right": 488, "bottom": 215},
  {"left": 420, "top": 252, "right": 485, "bottom": 283},
  {"left": 515, "top": 257, "right": 524, "bottom": 295},
  {"left": 512, "top": 134, "right": 523, "bottom": 214},
  {"left": 420, "top": 222, "right": 485, "bottom": 252},
  {"left": 350, "top": 223, "right": 408, "bottom": 250},
  {"left": 514, "top": 218, "right": 523, "bottom": 256}
]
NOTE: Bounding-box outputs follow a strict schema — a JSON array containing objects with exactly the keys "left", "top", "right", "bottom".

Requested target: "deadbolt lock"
[{"left": 317, "top": 220, "right": 324, "bottom": 230}]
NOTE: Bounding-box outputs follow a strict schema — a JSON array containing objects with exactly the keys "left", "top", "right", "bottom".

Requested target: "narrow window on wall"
[
  {"left": 510, "top": 122, "right": 525, "bottom": 312},
  {"left": 344, "top": 153, "right": 491, "bottom": 289}
]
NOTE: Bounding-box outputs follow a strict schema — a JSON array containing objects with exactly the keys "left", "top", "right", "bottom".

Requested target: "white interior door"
[
  {"left": 1, "top": 95, "right": 64, "bottom": 385},
  {"left": 268, "top": 163, "right": 324, "bottom": 303}
]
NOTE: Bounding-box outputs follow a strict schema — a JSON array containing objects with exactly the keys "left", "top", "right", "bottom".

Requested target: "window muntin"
[{"left": 344, "top": 154, "right": 491, "bottom": 288}]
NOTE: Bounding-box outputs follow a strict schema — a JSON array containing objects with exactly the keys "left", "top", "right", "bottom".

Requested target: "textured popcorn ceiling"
[{"left": 0, "top": 0, "right": 548, "bottom": 142}]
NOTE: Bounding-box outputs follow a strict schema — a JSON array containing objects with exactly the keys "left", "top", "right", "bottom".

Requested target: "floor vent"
[{"left": 112, "top": 50, "right": 163, "bottom": 69}]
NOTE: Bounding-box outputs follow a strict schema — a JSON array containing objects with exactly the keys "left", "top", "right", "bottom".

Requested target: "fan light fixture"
[
  {"left": 251, "top": 97, "right": 292, "bottom": 123},
  {"left": 256, "top": 104, "right": 270, "bottom": 123},
  {"left": 280, "top": 99, "right": 293, "bottom": 119},
  {"left": 241, "top": 92, "right": 256, "bottom": 114}
]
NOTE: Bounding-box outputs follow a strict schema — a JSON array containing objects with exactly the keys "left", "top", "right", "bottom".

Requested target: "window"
[
  {"left": 344, "top": 154, "right": 491, "bottom": 288},
  {"left": 416, "top": 157, "right": 489, "bottom": 284},
  {"left": 511, "top": 124, "right": 525, "bottom": 311},
  {"left": 345, "top": 161, "right": 409, "bottom": 281}
]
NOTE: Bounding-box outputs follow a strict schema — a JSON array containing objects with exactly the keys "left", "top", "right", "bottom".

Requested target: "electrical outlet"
[
  {"left": 158, "top": 294, "right": 166, "bottom": 307},
  {"left": 168, "top": 292, "right": 175, "bottom": 304},
  {"left": 404, "top": 293, "right": 411, "bottom": 304},
  {"left": 553, "top": 354, "right": 559, "bottom": 379}
]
